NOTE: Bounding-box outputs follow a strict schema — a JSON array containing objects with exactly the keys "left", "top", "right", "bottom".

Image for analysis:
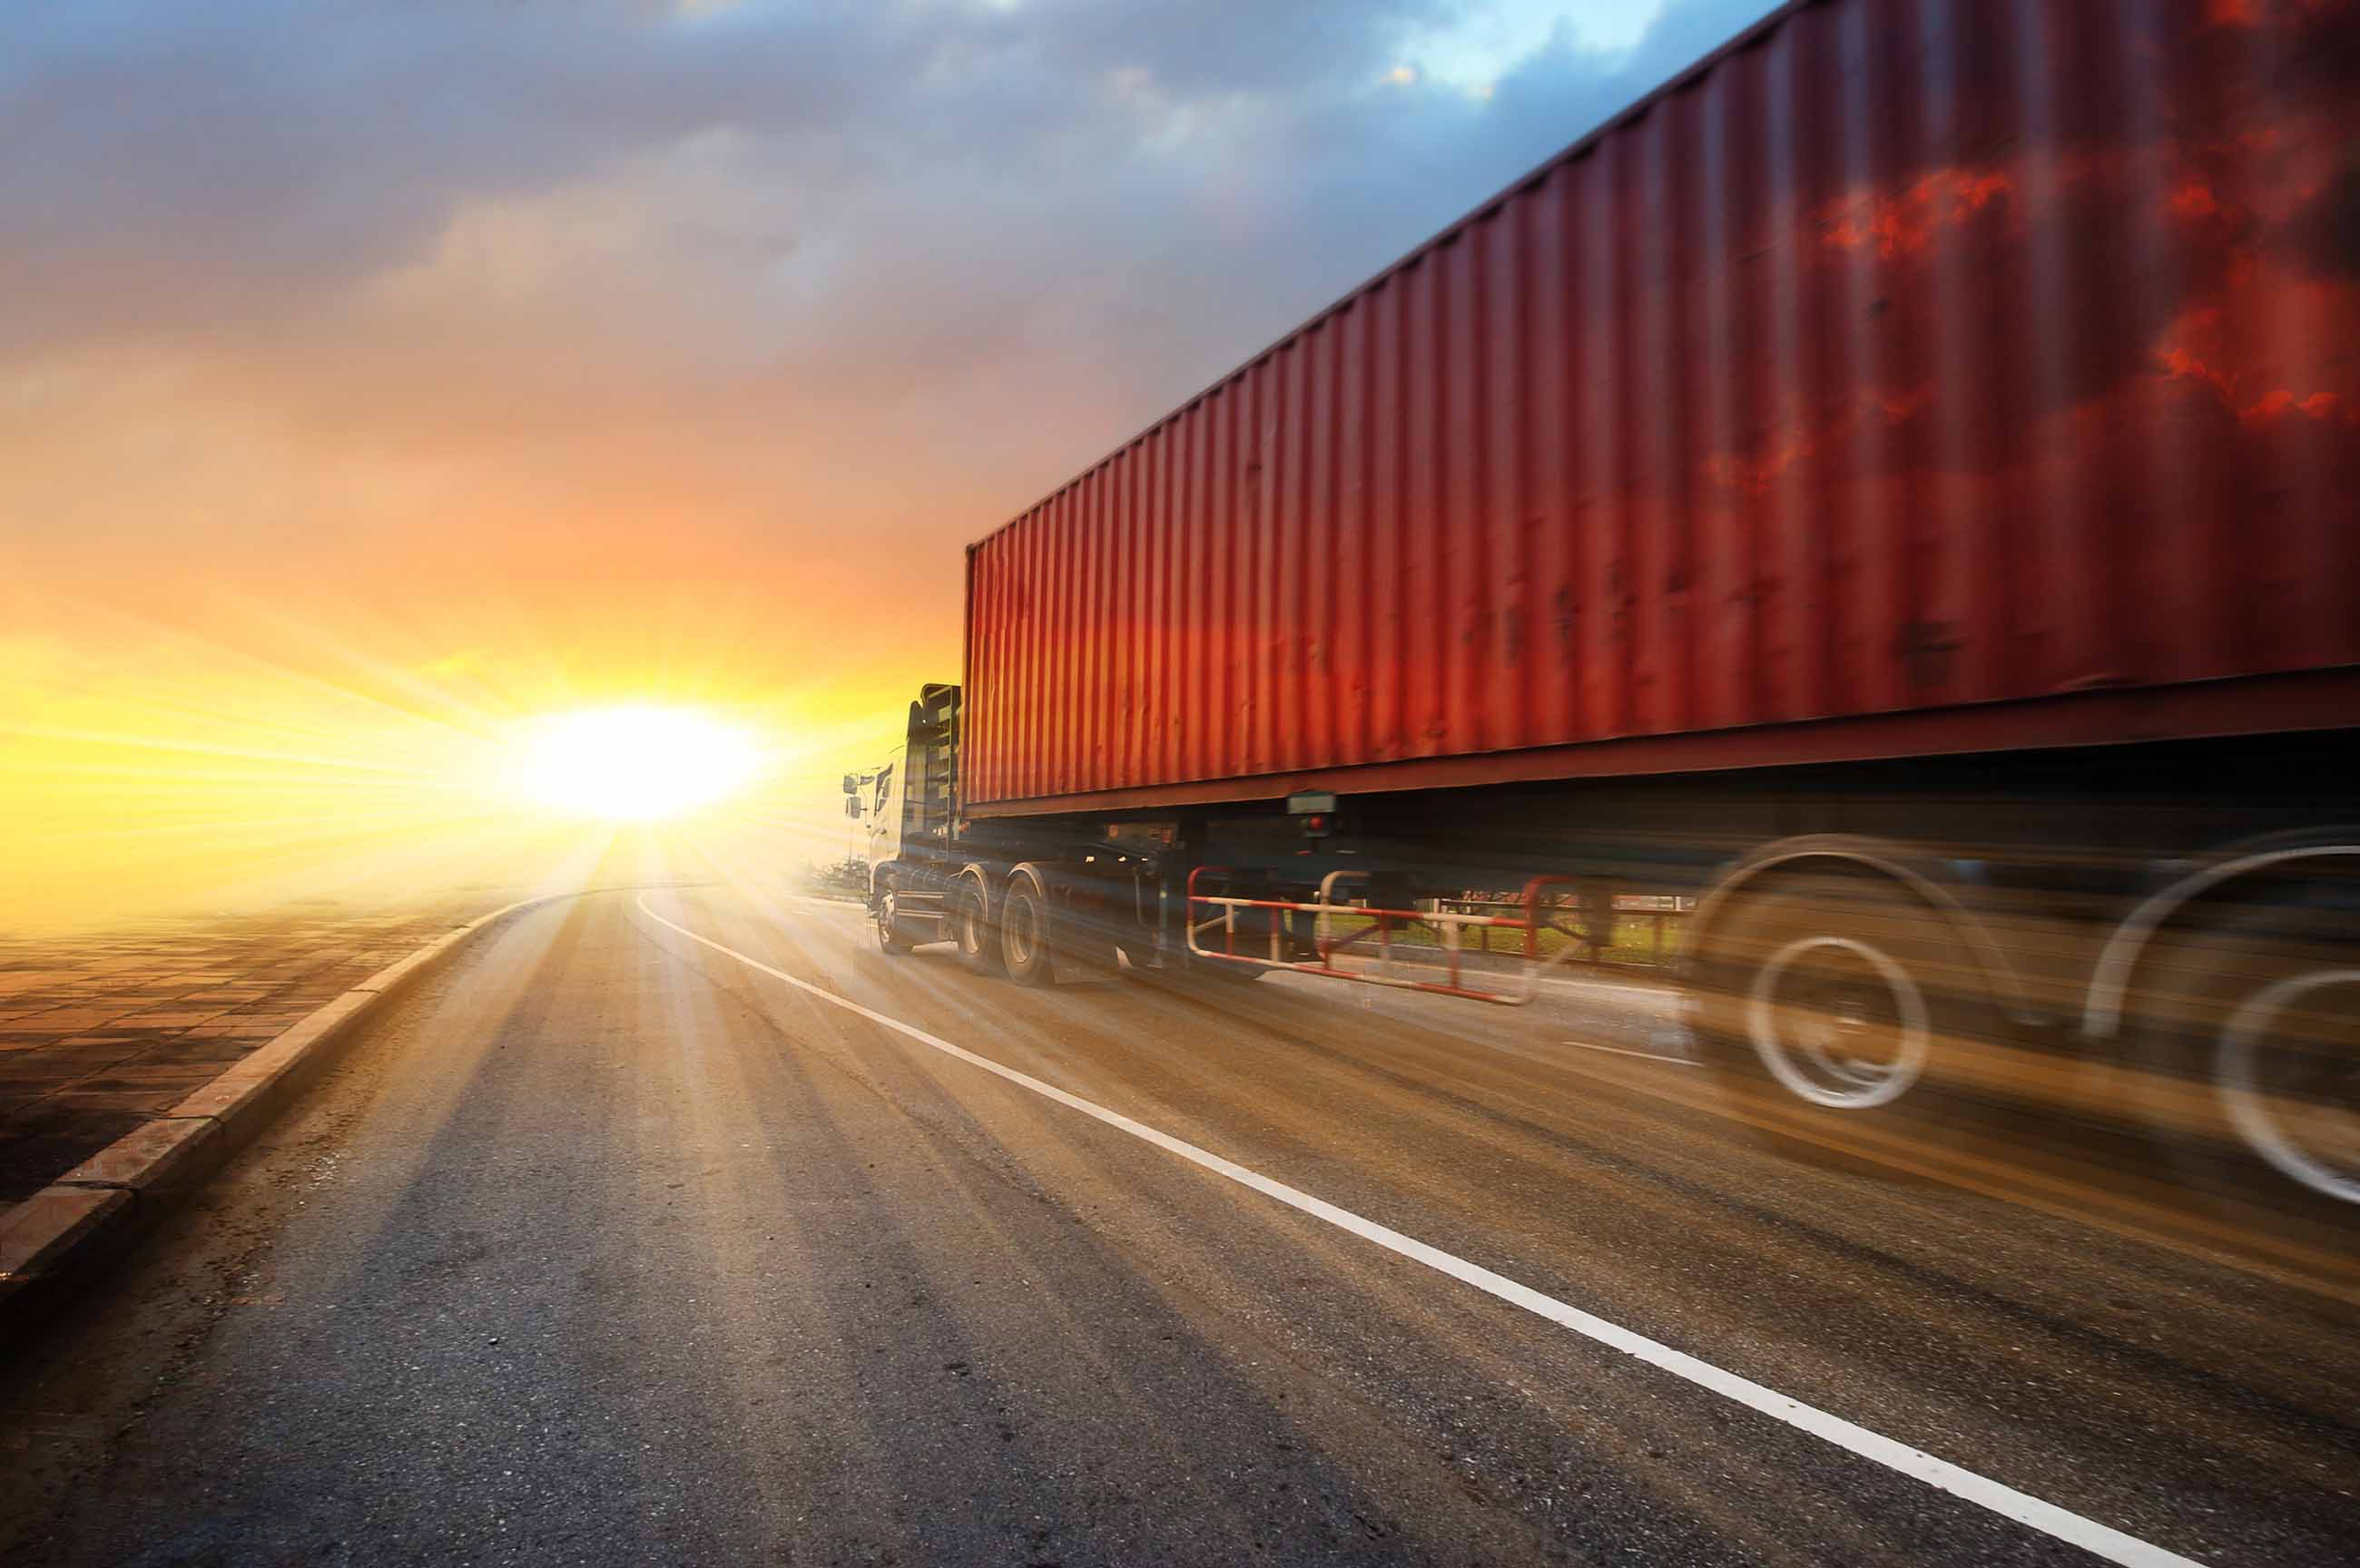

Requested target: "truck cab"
[
  {"left": 851, "top": 683, "right": 960, "bottom": 951},
  {"left": 856, "top": 760, "right": 902, "bottom": 868}
]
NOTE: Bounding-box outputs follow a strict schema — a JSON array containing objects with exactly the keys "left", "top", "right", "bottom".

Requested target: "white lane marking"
[
  {"left": 635, "top": 895, "right": 2207, "bottom": 1568},
  {"left": 1558, "top": 1039, "right": 1702, "bottom": 1067}
]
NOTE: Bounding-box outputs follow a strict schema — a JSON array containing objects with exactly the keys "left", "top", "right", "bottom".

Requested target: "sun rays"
[{"left": 0, "top": 597, "right": 890, "bottom": 930}]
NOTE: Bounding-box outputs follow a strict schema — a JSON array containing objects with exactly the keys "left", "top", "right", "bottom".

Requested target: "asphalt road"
[{"left": 3, "top": 888, "right": 2355, "bottom": 1566}]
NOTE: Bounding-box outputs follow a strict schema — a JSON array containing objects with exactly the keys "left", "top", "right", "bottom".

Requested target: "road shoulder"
[{"left": 0, "top": 893, "right": 569, "bottom": 1343}]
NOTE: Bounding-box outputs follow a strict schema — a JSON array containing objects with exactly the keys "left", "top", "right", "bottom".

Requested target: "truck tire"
[
  {"left": 2127, "top": 898, "right": 2359, "bottom": 1230},
  {"left": 872, "top": 877, "right": 916, "bottom": 956},
  {"left": 1689, "top": 876, "right": 1991, "bottom": 1161},
  {"left": 999, "top": 868, "right": 1055, "bottom": 986},
  {"left": 953, "top": 876, "right": 1002, "bottom": 975}
]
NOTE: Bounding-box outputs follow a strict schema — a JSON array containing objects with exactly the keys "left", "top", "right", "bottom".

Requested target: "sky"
[{"left": 0, "top": 0, "right": 1791, "bottom": 926}]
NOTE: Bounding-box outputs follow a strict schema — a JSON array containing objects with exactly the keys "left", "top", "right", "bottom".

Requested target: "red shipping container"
[{"left": 963, "top": 0, "right": 2359, "bottom": 816}]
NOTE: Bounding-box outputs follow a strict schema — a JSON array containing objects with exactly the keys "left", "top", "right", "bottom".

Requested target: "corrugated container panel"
[{"left": 962, "top": 0, "right": 2360, "bottom": 814}]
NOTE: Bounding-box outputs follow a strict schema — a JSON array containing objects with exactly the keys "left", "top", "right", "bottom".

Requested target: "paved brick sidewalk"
[{"left": 0, "top": 899, "right": 507, "bottom": 1205}]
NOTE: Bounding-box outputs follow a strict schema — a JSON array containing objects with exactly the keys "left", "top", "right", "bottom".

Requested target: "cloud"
[
  {"left": 0, "top": 0, "right": 1783, "bottom": 685},
  {"left": 3, "top": 0, "right": 1775, "bottom": 381},
  {"left": 1, "top": 1, "right": 905, "bottom": 353}
]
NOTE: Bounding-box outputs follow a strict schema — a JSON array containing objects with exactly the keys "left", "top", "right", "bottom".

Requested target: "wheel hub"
[
  {"left": 2216, "top": 967, "right": 2360, "bottom": 1204},
  {"left": 1747, "top": 935, "right": 1931, "bottom": 1111}
]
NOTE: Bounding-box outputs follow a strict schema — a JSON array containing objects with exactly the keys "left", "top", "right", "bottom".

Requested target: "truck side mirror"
[
  {"left": 841, "top": 773, "right": 859, "bottom": 794},
  {"left": 845, "top": 796, "right": 861, "bottom": 818}
]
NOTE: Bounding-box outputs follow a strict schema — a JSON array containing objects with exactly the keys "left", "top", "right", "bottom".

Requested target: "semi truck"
[{"left": 849, "top": 0, "right": 2358, "bottom": 1219}]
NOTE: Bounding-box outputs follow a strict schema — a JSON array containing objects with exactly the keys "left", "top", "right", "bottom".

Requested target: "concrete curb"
[{"left": 0, "top": 890, "right": 576, "bottom": 1347}]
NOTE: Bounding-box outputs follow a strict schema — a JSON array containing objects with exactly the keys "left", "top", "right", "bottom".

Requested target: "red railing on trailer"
[{"left": 1184, "top": 867, "right": 1589, "bottom": 1005}]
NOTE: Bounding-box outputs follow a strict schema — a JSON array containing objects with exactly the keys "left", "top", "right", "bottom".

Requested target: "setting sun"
[{"left": 507, "top": 705, "right": 764, "bottom": 821}]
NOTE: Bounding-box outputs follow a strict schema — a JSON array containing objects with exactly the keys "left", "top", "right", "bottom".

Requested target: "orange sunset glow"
[{"left": 2, "top": 1, "right": 1725, "bottom": 930}]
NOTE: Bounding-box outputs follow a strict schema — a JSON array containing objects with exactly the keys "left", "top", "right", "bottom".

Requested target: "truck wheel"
[
  {"left": 1690, "top": 877, "right": 1988, "bottom": 1160},
  {"left": 872, "top": 882, "right": 916, "bottom": 956},
  {"left": 2129, "top": 900, "right": 2359, "bottom": 1228},
  {"left": 999, "top": 870, "right": 1055, "bottom": 986},
  {"left": 953, "top": 877, "right": 1002, "bottom": 975}
]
